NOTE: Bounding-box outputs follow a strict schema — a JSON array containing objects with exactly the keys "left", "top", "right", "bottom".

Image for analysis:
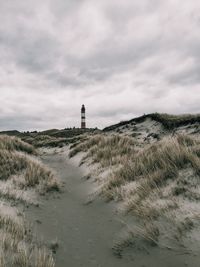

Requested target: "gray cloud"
[{"left": 0, "top": 0, "right": 200, "bottom": 131}]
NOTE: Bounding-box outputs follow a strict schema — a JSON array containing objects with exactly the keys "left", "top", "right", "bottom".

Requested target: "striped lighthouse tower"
[{"left": 81, "top": 104, "right": 86, "bottom": 129}]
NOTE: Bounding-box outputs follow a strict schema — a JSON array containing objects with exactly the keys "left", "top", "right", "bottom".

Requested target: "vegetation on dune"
[
  {"left": 103, "top": 113, "right": 200, "bottom": 132},
  {"left": 149, "top": 113, "right": 200, "bottom": 130},
  {"left": 39, "top": 128, "right": 93, "bottom": 138},
  {"left": 0, "top": 135, "right": 59, "bottom": 266},
  {"left": 0, "top": 146, "right": 59, "bottom": 193},
  {"left": 22, "top": 134, "right": 69, "bottom": 148},
  {"left": 0, "top": 128, "right": 99, "bottom": 148},
  {"left": 70, "top": 133, "right": 200, "bottom": 250},
  {"left": 105, "top": 134, "right": 200, "bottom": 193},
  {"left": 69, "top": 134, "right": 136, "bottom": 167},
  {"left": 0, "top": 135, "right": 35, "bottom": 154},
  {"left": 21, "top": 133, "right": 89, "bottom": 148}
]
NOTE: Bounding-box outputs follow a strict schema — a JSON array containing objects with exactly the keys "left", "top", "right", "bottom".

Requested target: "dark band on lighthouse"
[{"left": 81, "top": 104, "right": 86, "bottom": 129}]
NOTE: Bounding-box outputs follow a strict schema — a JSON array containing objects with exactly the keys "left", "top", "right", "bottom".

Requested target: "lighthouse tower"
[{"left": 81, "top": 104, "right": 86, "bottom": 129}]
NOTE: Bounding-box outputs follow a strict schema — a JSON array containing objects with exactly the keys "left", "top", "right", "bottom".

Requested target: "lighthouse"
[{"left": 81, "top": 104, "right": 86, "bottom": 129}]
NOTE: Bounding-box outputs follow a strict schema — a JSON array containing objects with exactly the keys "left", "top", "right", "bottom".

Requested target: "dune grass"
[
  {"left": 20, "top": 133, "right": 88, "bottom": 149},
  {"left": 69, "top": 134, "right": 136, "bottom": 168},
  {"left": 70, "top": 133, "right": 200, "bottom": 250},
  {"left": 22, "top": 134, "right": 69, "bottom": 148},
  {"left": 0, "top": 135, "right": 59, "bottom": 266},
  {"left": 103, "top": 134, "right": 200, "bottom": 195},
  {"left": 104, "top": 113, "right": 200, "bottom": 132},
  {"left": 150, "top": 113, "right": 200, "bottom": 129},
  {"left": 0, "top": 205, "right": 55, "bottom": 267},
  {"left": 0, "top": 149, "right": 60, "bottom": 193},
  {"left": 0, "top": 135, "right": 35, "bottom": 154}
]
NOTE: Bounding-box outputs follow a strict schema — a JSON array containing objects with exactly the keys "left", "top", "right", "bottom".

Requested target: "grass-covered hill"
[
  {"left": 69, "top": 113, "right": 200, "bottom": 255},
  {"left": 0, "top": 135, "right": 60, "bottom": 266},
  {"left": 0, "top": 128, "right": 99, "bottom": 148},
  {"left": 102, "top": 113, "right": 200, "bottom": 145},
  {"left": 70, "top": 133, "right": 200, "bottom": 253},
  {"left": 1, "top": 113, "right": 199, "bottom": 258},
  {"left": 104, "top": 113, "right": 200, "bottom": 132}
]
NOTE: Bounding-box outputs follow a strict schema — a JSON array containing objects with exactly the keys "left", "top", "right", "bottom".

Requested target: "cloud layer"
[{"left": 0, "top": 0, "right": 200, "bottom": 130}]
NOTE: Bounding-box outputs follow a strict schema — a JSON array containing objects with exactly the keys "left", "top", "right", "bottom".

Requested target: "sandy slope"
[
  {"left": 107, "top": 117, "right": 199, "bottom": 145},
  {"left": 25, "top": 149, "right": 200, "bottom": 267}
]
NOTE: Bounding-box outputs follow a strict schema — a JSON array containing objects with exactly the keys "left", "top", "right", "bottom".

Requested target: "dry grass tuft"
[
  {"left": 23, "top": 134, "right": 68, "bottom": 148},
  {"left": 0, "top": 135, "right": 35, "bottom": 154},
  {"left": 70, "top": 134, "right": 136, "bottom": 168},
  {"left": 0, "top": 149, "right": 60, "bottom": 194},
  {"left": 104, "top": 134, "right": 200, "bottom": 195},
  {"left": 34, "top": 248, "right": 55, "bottom": 267}
]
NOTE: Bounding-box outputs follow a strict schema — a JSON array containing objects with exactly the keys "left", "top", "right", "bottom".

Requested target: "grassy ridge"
[
  {"left": 0, "top": 135, "right": 35, "bottom": 154},
  {"left": 22, "top": 134, "right": 86, "bottom": 148},
  {"left": 0, "top": 128, "right": 99, "bottom": 148},
  {"left": 69, "top": 135, "right": 136, "bottom": 168},
  {"left": 0, "top": 135, "right": 60, "bottom": 266},
  {"left": 0, "top": 136, "right": 59, "bottom": 192},
  {"left": 103, "top": 113, "right": 200, "bottom": 131},
  {"left": 70, "top": 133, "right": 200, "bottom": 251}
]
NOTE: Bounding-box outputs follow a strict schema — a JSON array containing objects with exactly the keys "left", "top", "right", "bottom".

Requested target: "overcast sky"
[{"left": 0, "top": 0, "right": 200, "bottom": 130}]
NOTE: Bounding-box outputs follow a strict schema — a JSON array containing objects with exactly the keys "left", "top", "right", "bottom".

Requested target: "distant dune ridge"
[
  {"left": 103, "top": 112, "right": 200, "bottom": 132},
  {"left": 0, "top": 128, "right": 98, "bottom": 148}
]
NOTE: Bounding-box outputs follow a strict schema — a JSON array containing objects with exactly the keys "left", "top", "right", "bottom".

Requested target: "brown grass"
[
  {"left": 104, "top": 113, "right": 200, "bottom": 132},
  {"left": 69, "top": 134, "right": 136, "bottom": 168},
  {"left": 70, "top": 133, "right": 200, "bottom": 249},
  {"left": 21, "top": 132, "right": 88, "bottom": 148},
  {"left": 0, "top": 135, "right": 59, "bottom": 266},
  {"left": 0, "top": 149, "right": 60, "bottom": 193},
  {"left": 103, "top": 134, "right": 200, "bottom": 196},
  {"left": 0, "top": 135, "right": 35, "bottom": 154},
  {"left": 23, "top": 134, "right": 68, "bottom": 148}
]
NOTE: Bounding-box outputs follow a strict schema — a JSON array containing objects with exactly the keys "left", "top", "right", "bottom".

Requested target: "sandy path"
[
  {"left": 26, "top": 151, "right": 134, "bottom": 267},
  {"left": 26, "top": 150, "right": 200, "bottom": 267}
]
